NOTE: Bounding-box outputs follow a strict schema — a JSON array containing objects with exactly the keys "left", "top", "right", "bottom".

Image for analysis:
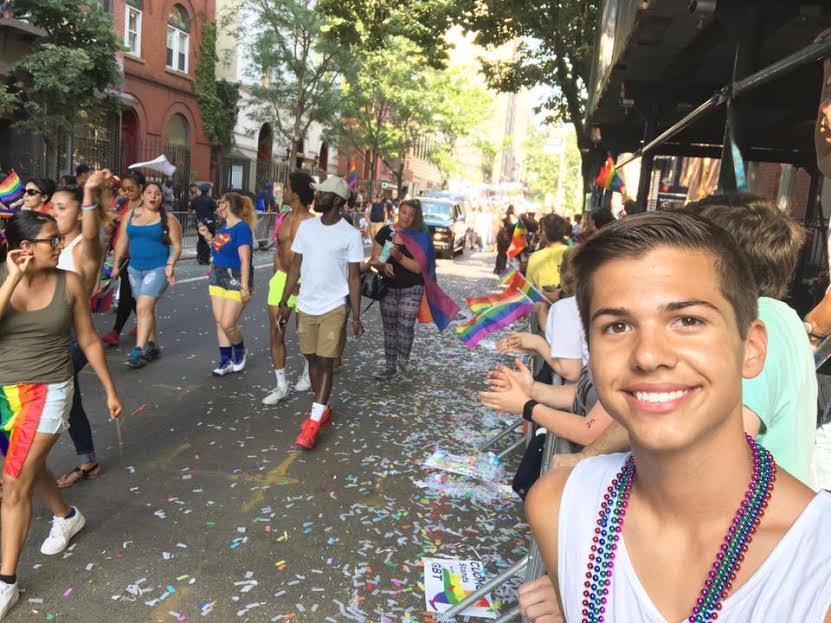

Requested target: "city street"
[{"left": 9, "top": 249, "right": 528, "bottom": 623}]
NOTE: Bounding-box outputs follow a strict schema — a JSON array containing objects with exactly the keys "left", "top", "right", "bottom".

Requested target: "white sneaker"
[
  {"left": 294, "top": 370, "right": 311, "bottom": 392},
  {"left": 231, "top": 351, "right": 247, "bottom": 373},
  {"left": 212, "top": 361, "right": 233, "bottom": 376},
  {"left": 262, "top": 384, "right": 290, "bottom": 405},
  {"left": 40, "top": 507, "right": 85, "bottom": 556},
  {"left": 0, "top": 581, "right": 18, "bottom": 620}
]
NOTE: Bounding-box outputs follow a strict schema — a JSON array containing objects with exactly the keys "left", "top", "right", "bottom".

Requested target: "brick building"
[{"left": 112, "top": 0, "right": 214, "bottom": 186}]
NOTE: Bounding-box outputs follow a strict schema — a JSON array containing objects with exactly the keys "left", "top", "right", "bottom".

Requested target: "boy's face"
[{"left": 587, "top": 246, "right": 766, "bottom": 453}]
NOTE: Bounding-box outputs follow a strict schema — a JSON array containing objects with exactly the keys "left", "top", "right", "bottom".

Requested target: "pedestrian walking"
[
  {"left": 369, "top": 199, "right": 427, "bottom": 379},
  {"left": 276, "top": 176, "right": 364, "bottom": 450},
  {"left": 110, "top": 182, "right": 182, "bottom": 368},
  {"left": 189, "top": 183, "right": 216, "bottom": 265},
  {"left": 366, "top": 194, "right": 388, "bottom": 241},
  {"left": 262, "top": 171, "right": 315, "bottom": 405},
  {"left": 494, "top": 205, "right": 516, "bottom": 274},
  {"left": 101, "top": 171, "right": 144, "bottom": 348},
  {"left": 198, "top": 193, "right": 255, "bottom": 376},
  {"left": 0, "top": 211, "right": 122, "bottom": 620}
]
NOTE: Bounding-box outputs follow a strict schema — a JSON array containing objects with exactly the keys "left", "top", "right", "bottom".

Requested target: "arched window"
[
  {"left": 166, "top": 4, "right": 190, "bottom": 73},
  {"left": 166, "top": 113, "right": 190, "bottom": 147},
  {"left": 124, "top": 0, "right": 143, "bottom": 56}
]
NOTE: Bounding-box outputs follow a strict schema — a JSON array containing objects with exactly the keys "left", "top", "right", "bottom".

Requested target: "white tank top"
[
  {"left": 57, "top": 234, "right": 83, "bottom": 274},
  {"left": 557, "top": 453, "right": 831, "bottom": 622}
]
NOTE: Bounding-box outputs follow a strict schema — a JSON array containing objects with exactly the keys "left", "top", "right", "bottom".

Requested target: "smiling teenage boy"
[{"left": 525, "top": 212, "right": 831, "bottom": 622}]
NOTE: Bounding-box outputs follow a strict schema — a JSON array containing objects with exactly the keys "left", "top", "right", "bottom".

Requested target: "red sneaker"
[
  {"left": 295, "top": 418, "right": 321, "bottom": 449},
  {"left": 101, "top": 330, "right": 120, "bottom": 347},
  {"left": 128, "top": 326, "right": 137, "bottom": 337},
  {"left": 320, "top": 407, "right": 332, "bottom": 428}
]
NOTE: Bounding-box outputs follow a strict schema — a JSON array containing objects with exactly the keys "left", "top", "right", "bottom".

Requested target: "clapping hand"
[
  {"left": 480, "top": 358, "right": 533, "bottom": 414},
  {"left": 496, "top": 331, "right": 535, "bottom": 354}
]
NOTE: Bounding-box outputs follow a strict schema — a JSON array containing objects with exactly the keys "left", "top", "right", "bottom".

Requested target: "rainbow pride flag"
[
  {"left": 346, "top": 158, "right": 359, "bottom": 188},
  {"left": 595, "top": 156, "right": 625, "bottom": 193},
  {"left": 503, "top": 270, "right": 545, "bottom": 304},
  {"left": 506, "top": 221, "right": 526, "bottom": 258},
  {"left": 0, "top": 170, "right": 23, "bottom": 207},
  {"left": 498, "top": 266, "right": 519, "bottom": 286},
  {"left": 456, "top": 298, "right": 533, "bottom": 348},
  {"left": 465, "top": 288, "right": 528, "bottom": 315}
]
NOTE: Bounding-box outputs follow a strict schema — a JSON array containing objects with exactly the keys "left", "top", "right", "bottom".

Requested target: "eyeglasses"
[
  {"left": 24, "top": 188, "right": 43, "bottom": 197},
  {"left": 27, "top": 235, "right": 65, "bottom": 249}
]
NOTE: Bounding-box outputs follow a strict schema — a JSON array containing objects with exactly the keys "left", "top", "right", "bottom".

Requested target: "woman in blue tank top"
[{"left": 111, "top": 182, "right": 182, "bottom": 368}]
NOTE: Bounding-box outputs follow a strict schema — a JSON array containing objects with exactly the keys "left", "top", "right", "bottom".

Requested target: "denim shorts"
[
  {"left": 209, "top": 266, "right": 252, "bottom": 303},
  {"left": 128, "top": 265, "right": 169, "bottom": 298}
]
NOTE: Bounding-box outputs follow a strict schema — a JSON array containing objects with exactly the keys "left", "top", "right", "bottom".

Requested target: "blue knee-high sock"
[
  {"left": 219, "top": 346, "right": 232, "bottom": 366},
  {"left": 232, "top": 340, "right": 245, "bottom": 363}
]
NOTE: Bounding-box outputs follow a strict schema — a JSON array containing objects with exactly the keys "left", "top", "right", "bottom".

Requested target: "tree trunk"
[
  {"left": 396, "top": 156, "right": 406, "bottom": 198},
  {"left": 369, "top": 148, "right": 378, "bottom": 197},
  {"left": 44, "top": 135, "right": 58, "bottom": 180}
]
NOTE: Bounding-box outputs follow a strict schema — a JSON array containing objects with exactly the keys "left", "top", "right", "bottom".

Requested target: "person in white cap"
[{"left": 276, "top": 176, "right": 365, "bottom": 449}]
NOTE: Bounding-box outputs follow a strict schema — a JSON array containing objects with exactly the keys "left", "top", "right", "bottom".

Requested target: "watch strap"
[{"left": 523, "top": 399, "right": 538, "bottom": 422}]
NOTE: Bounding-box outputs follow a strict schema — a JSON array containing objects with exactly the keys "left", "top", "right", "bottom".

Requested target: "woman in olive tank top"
[{"left": 0, "top": 212, "right": 123, "bottom": 619}]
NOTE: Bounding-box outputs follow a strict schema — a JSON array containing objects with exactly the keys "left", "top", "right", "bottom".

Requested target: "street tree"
[
  {"left": 228, "top": 0, "right": 344, "bottom": 170},
  {"left": 0, "top": 0, "right": 121, "bottom": 177},
  {"left": 524, "top": 124, "right": 583, "bottom": 215}
]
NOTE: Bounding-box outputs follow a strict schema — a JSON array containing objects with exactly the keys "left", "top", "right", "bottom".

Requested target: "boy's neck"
[{"left": 629, "top": 416, "right": 753, "bottom": 524}]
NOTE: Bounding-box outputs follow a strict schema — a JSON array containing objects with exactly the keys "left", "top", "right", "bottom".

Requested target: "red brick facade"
[{"left": 112, "top": 0, "right": 214, "bottom": 182}]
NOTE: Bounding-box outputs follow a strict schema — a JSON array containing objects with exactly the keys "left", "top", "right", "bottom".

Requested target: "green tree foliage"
[
  {"left": 232, "top": 0, "right": 344, "bottom": 167},
  {"left": 195, "top": 22, "right": 239, "bottom": 148},
  {"left": 0, "top": 0, "right": 121, "bottom": 176},
  {"left": 524, "top": 124, "right": 583, "bottom": 215}
]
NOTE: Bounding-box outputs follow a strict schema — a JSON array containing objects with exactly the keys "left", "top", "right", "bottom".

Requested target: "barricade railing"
[{"left": 169, "top": 212, "right": 279, "bottom": 253}]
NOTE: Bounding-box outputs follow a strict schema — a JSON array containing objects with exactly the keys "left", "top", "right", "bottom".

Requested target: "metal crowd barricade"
[{"left": 169, "top": 211, "right": 279, "bottom": 254}]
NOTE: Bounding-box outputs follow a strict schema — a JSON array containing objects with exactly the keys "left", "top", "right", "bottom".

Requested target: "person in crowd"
[
  {"left": 525, "top": 214, "right": 568, "bottom": 292},
  {"left": 22, "top": 179, "right": 55, "bottom": 213},
  {"left": 49, "top": 173, "right": 114, "bottom": 488},
  {"left": 572, "top": 213, "right": 583, "bottom": 237},
  {"left": 263, "top": 171, "right": 316, "bottom": 405},
  {"left": 57, "top": 175, "right": 76, "bottom": 189},
  {"left": 255, "top": 182, "right": 274, "bottom": 213},
  {"left": 74, "top": 165, "right": 90, "bottom": 189},
  {"left": 494, "top": 205, "right": 516, "bottom": 274},
  {"left": 110, "top": 182, "right": 182, "bottom": 369},
  {"left": 101, "top": 171, "right": 144, "bottom": 348},
  {"left": 525, "top": 211, "right": 831, "bottom": 623},
  {"left": 0, "top": 211, "right": 123, "bottom": 619},
  {"left": 161, "top": 179, "right": 175, "bottom": 210},
  {"left": 198, "top": 193, "right": 254, "bottom": 376},
  {"left": 276, "top": 176, "right": 364, "bottom": 450},
  {"left": 369, "top": 198, "right": 427, "bottom": 380},
  {"left": 189, "top": 183, "right": 216, "bottom": 265},
  {"left": 366, "top": 194, "right": 388, "bottom": 241}
]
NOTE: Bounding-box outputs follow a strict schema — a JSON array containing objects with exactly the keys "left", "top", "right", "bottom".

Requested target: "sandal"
[{"left": 57, "top": 463, "right": 100, "bottom": 489}]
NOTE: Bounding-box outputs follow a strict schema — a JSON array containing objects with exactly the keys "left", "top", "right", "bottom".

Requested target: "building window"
[
  {"left": 230, "top": 164, "right": 244, "bottom": 189},
  {"left": 166, "top": 4, "right": 190, "bottom": 73},
  {"left": 124, "top": 0, "right": 142, "bottom": 56}
]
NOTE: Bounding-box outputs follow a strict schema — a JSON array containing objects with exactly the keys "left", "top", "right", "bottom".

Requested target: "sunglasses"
[
  {"left": 24, "top": 188, "right": 43, "bottom": 197},
  {"left": 28, "top": 235, "right": 65, "bottom": 249}
]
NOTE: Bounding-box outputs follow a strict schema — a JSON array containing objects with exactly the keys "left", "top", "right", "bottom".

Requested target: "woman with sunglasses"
[
  {"left": 110, "top": 182, "right": 182, "bottom": 368},
  {"left": 22, "top": 179, "right": 55, "bottom": 213},
  {"left": 0, "top": 211, "right": 123, "bottom": 619}
]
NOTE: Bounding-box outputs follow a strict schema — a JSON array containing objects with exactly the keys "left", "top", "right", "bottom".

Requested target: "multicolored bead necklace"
[{"left": 581, "top": 433, "right": 776, "bottom": 623}]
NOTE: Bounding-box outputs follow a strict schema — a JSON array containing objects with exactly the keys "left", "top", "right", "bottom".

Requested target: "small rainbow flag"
[
  {"left": 465, "top": 288, "right": 528, "bottom": 315},
  {"left": 595, "top": 156, "right": 625, "bottom": 193},
  {"left": 506, "top": 221, "right": 527, "bottom": 258},
  {"left": 346, "top": 158, "right": 359, "bottom": 188},
  {"left": 503, "top": 270, "right": 545, "bottom": 304},
  {"left": 456, "top": 298, "right": 534, "bottom": 348},
  {"left": 90, "top": 261, "right": 115, "bottom": 313},
  {"left": 0, "top": 170, "right": 23, "bottom": 207},
  {"left": 498, "top": 266, "right": 519, "bottom": 286}
]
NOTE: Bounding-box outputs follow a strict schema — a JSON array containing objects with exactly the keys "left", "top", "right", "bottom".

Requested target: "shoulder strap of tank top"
[{"left": 56, "top": 268, "right": 70, "bottom": 306}]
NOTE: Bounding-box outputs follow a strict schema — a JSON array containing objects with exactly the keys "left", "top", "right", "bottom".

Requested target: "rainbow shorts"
[{"left": 0, "top": 379, "right": 73, "bottom": 477}]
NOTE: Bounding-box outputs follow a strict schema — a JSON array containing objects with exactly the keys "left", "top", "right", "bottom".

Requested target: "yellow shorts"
[
  {"left": 297, "top": 305, "right": 346, "bottom": 358},
  {"left": 268, "top": 270, "right": 297, "bottom": 308}
]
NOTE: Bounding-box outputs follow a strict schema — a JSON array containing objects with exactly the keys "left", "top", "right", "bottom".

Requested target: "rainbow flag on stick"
[
  {"left": 465, "top": 288, "right": 528, "bottom": 315},
  {"left": 346, "top": 158, "right": 359, "bottom": 188},
  {"left": 456, "top": 298, "right": 534, "bottom": 348},
  {"left": 506, "top": 221, "right": 527, "bottom": 258},
  {"left": 595, "top": 156, "right": 625, "bottom": 193},
  {"left": 0, "top": 170, "right": 23, "bottom": 210}
]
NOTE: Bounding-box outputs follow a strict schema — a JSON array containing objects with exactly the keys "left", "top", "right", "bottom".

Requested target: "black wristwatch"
[
  {"left": 278, "top": 301, "right": 289, "bottom": 309},
  {"left": 523, "top": 399, "right": 538, "bottom": 423}
]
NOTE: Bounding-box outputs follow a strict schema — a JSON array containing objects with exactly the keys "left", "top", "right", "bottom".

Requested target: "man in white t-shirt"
[{"left": 277, "top": 176, "right": 365, "bottom": 449}]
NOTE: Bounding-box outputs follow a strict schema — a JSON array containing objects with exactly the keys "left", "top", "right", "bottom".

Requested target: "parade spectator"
[
  {"left": 526, "top": 212, "right": 831, "bottom": 623},
  {"left": 494, "top": 205, "right": 516, "bottom": 274},
  {"left": 198, "top": 193, "right": 253, "bottom": 376},
  {"left": 189, "top": 183, "right": 216, "bottom": 265},
  {"left": 110, "top": 182, "right": 182, "bottom": 369},
  {"left": 0, "top": 211, "right": 122, "bottom": 618},
  {"left": 525, "top": 214, "right": 568, "bottom": 291},
  {"left": 369, "top": 198, "right": 427, "bottom": 379},
  {"left": 277, "top": 176, "right": 364, "bottom": 450},
  {"left": 262, "top": 171, "right": 315, "bottom": 405},
  {"left": 366, "top": 194, "right": 388, "bottom": 240},
  {"left": 74, "top": 164, "right": 91, "bottom": 189},
  {"left": 474, "top": 206, "right": 493, "bottom": 251},
  {"left": 255, "top": 183, "right": 274, "bottom": 213},
  {"left": 22, "top": 178, "right": 55, "bottom": 213}
]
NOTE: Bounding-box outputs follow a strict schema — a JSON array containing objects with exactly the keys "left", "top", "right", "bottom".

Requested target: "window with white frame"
[
  {"left": 123, "top": 0, "right": 142, "bottom": 56},
  {"left": 166, "top": 5, "right": 190, "bottom": 73}
]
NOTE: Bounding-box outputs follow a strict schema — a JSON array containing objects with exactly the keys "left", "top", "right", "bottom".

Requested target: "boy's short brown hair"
[
  {"left": 572, "top": 211, "right": 758, "bottom": 339},
  {"left": 684, "top": 194, "right": 805, "bottom": 299}
]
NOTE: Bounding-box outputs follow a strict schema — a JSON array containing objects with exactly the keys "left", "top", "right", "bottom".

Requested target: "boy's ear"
[{"left": 741, "top": 319, "right": 767, "bottom": 380}]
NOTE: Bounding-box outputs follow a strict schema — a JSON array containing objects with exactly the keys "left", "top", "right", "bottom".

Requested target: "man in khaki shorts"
[{"left": 277, "top": 176, "right": 365, "bottom": 449}]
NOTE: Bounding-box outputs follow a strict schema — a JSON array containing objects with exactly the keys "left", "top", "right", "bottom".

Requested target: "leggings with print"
[{"left": 379, "top": 284, "right": 424, "bottom": 369}]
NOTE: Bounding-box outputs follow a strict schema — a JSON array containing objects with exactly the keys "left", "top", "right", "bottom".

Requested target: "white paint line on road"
[{"left": 175, "top": 263, "right": 273, "bottom": 285}]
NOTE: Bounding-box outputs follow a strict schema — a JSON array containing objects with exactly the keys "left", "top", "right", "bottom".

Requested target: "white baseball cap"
[{"left": 311, "top": 176, "right": 350, "bottom": 200}]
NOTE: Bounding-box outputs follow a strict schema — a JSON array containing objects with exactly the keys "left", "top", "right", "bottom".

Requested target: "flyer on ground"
[{"left": 422, "top": 557, "right": 497, "bottom": 619}]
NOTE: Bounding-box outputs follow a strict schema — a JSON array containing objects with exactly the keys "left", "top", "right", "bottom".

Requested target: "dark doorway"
[{"left": 255, "top": 123, "right": 273, "bottom": 192}]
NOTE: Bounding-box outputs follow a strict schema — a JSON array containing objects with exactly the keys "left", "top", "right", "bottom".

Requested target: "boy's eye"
[
  {"left": 602, "top": 321, "right": 630, "bottom": 335},
  {"left": 674, "top": 316, "right": 704, "bottom": 328}
]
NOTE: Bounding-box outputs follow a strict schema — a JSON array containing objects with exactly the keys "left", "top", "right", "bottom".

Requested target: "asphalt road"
[{"left": 8, "top": 248, "right": 529, "bottom": 623}]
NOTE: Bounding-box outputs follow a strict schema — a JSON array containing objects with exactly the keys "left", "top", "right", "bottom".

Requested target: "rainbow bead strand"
[{"left": 581, "top": 434, "right": 776, "bottom": 623}]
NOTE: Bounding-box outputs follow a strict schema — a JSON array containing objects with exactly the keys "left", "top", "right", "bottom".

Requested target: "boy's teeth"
[{"left": 634, "top": 390, "right": 688, "bottom": 403}]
